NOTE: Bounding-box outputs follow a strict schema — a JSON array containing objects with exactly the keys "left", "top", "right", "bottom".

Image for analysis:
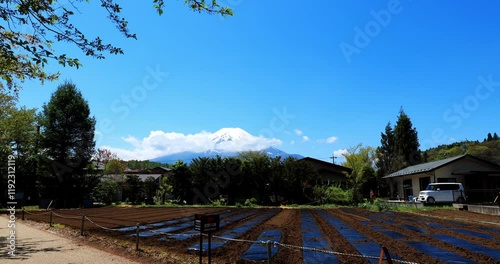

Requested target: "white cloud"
[
  {"left": 333, "top": 148, "right": 348, "bottom": 158},
  {"left": 331, "top": 148, "right": 348, "bottom": 164},
  {"left": 317, "top": 136, "right": 339, "bottom": 144},
  {"left": 290, "top": 140, "right": 295, "bottom": 145},
  {"left": 294, "top": 129, "right": 303, "bottom": 136},
  {"left": 302, "top": 136, "right": 310, "bottom": 142},
  {"left": 326, "top": 136, "right": 338, "bottom": 144},
  {"left": 101, "top": 128, "right": 282, "bottom": 160}
]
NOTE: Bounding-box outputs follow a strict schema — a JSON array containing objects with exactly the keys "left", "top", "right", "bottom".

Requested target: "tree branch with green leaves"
[{"left": 0, "top": 0, "right": 233, "bottom": 93}]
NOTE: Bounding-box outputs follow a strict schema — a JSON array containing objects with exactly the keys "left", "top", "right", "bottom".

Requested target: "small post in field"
[
  {"left": 267, "top": 240, "right": 272, "bottom": 264},
  {"left": 49, "top": 210, "right": 53, "bottom": 227},
  {"left": 378, "top": 246, "right": 393, "bottom": 264},
  {"left": 80, "top": 215, "right": 86, "bottom": 236},
  {"left": 135, "top": 223, "right": 140, "bottom": 251},
  {"left": 208, "top": 232, "right": 212, "bottom": 264}
]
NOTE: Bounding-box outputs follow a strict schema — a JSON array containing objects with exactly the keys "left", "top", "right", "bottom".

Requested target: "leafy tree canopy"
[
  {"left": 0, "top": 0, "right": 233, "bottom": 93},
  {"left": 425, "top": 137, "right": 500, "bottom": 166}
]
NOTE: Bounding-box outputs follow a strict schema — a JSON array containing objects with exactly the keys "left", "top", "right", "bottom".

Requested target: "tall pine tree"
[
  {"left": 39, "top": 82, "right": 96, "bottom": 208},
  {"left": 393, "top": 108, "right": 421, "bottom": 170},
  {"left": 376, "top": 122, "right": 395, "bottom": 177},
  {"left": 377, "top": 108, "right": 422, "bottom": 177}
]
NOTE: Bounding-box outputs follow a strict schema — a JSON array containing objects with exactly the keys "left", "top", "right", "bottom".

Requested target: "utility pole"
[{"left": 329, "top": 153, "right": 337, "bottom": 164}]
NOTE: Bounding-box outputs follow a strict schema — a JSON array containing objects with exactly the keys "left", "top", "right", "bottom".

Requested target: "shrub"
[
  {"left": 94, "top": 179, "right": 119, "bottom": 205},
  {"left": 244, "top": 198, "right": 258, "bottom": 207},
  {"left": 314, "top": 185, "right": 353, "bottom": 205},
  {"left": 210, "top": 199, "right": 226, "bottom": 207}
]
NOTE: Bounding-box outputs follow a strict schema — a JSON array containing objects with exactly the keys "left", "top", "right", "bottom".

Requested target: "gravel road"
[{"left": 0, "top": 215, "right": 140, "bottom": 264}]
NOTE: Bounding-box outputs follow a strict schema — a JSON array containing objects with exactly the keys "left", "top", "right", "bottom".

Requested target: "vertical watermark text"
[{"left": 7, "top": 155, "right": 17, "bottom": 256}]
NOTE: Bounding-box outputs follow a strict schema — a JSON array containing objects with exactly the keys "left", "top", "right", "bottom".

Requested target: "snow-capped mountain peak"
[{"left": 211, "top": 127, "right": 253, "bottom": 144}]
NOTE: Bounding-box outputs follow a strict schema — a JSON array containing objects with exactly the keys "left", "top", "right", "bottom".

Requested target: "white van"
[{"left": 418, "top": 183, "right": 466, "bottom": 204}]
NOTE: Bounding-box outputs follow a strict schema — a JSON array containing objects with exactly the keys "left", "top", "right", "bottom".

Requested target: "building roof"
[
  {"left": 299, "top": 157, "right": 353, "bottom": 174},
  {"left": 154, "top": 166, "right": 172, "bottom": 172},
  {"left": 133, "top": 174, "right": 162, "bottom": 181},
  {"left": 382, "top": 154, "right": 500, "bottom": 178}
]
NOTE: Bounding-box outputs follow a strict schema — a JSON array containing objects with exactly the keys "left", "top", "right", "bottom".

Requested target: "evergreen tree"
[
  {"left": 393, "top": 108, "right": 421, "bottom": 169},
  {"left": 168, "top": 161, "right": 193, "bottom": 203},
  {"left": 38, "top": 82, "right": 96, "bottom": 208},
  {"left": 487, "top": 133, "right": 493, "bottom": 141},
  {"left": 123, "top": 175, "right": 144, "bottom": 204},
  {"left": 375, "top": 122, "right": 395, "bottom": 177},
  {"left": 494, "top": 133, "right": 499, "bottom": 140}
]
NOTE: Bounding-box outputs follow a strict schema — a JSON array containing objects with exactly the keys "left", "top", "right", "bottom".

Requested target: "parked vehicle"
[{"left": 418, "top": 183, "right": 466, "bottom": 204}]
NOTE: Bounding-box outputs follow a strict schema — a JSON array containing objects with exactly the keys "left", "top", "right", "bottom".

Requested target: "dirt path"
[{"left": 0, "top": 215, "right": 141, "bottom": 264}]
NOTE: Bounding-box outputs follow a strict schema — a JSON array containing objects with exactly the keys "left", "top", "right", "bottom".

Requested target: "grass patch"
[
  {"left": 51, "top": 223, "right": 65, "bottom": 229},
  {"left": 22, "top": 205, "right": 45, "bottom": 211},
  {"left": 358, "top": 199, "right": 455, "bottom": 212}
]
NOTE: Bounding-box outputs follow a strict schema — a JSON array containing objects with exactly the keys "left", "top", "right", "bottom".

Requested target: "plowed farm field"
[{"left": 23, "top": 207, "right": 500, "bottom": 264}]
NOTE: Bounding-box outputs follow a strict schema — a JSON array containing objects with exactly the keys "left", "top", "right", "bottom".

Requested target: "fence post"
[
  {"left": 379, "top": 246, "right": 393, "bottom": 264},
  {"left": 135, "top": 223, "right": 140, "bottom": 251},
  {"left": 267, "top": 241, "right": 272, "bottom": 264},
  {"left": 22, "top": 208, "right": 25, "bottom": 220},
  {"left": 80, "top": 215, "right": 86, "bottom": 236},
  {"left": 49, "top": 210, "right": 53, "bottom": 227}
]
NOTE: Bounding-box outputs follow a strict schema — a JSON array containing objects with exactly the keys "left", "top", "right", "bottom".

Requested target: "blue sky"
[{"left": 16, "top": 0, "right": 500, "bottom": 163}]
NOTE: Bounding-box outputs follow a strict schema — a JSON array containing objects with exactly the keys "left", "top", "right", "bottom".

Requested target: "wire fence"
[{"left": 18, "top": 209, "right": 420, "bottom": 264}]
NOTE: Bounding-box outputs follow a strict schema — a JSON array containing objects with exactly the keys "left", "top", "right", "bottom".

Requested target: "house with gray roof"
[{"left": 383, "top": 154, "right": 500, "bottom": 203}]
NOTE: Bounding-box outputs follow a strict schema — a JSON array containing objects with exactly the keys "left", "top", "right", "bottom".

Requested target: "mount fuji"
[{"left": 150, "top": 127, "right": 303, "bottom": 164}]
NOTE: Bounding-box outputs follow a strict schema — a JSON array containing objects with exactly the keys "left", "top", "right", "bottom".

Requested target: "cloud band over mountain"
[{"left": 103, "top": 128, "right": 282, "bottom": 160}]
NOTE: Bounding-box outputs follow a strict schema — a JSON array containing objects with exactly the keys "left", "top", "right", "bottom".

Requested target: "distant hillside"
[{"left": 424, "top": 138, "right": 500, "bottom": 165}]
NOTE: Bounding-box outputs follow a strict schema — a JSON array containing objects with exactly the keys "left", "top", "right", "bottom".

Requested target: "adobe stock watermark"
[
  {"left": 259, "top": 107, "right": 296, "bottom": 139},
  {"left": 420, "top": 74, "right": 499, "bottom": 151},
  {"left": 7, "top": 155, "right": 17, "bottom": 256},
  {"left": 94, "top": 64, "right": 169, "bottom": 145},
  {"left": 339, "top": 0, "right": 405, "bottom": 63}
]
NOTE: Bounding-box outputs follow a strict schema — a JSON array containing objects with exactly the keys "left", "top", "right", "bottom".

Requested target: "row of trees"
[
  {"left": 425, "top": 137, "right": 500, "bottom": 166},
  {"left": 1, "top": 82, "right": 98, "bottom": 208},
  {"left": 484, "top": 132, "right": 499, "bottom": 142},
  {"left": 167, "top": 153, "right": 320, "bottom": 205},
  {"left": 94, "top": 175, "right": 158, "bottom": 205}
]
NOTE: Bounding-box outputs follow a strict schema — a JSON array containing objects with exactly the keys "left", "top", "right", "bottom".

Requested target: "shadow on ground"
[{"left": 0, "top": 236, "right": 64, "bottom": 260}]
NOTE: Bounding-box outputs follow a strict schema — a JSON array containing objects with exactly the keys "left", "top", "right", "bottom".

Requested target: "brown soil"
[{"left": 21, "top": 206, "right": 500, "bottom": 264}]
